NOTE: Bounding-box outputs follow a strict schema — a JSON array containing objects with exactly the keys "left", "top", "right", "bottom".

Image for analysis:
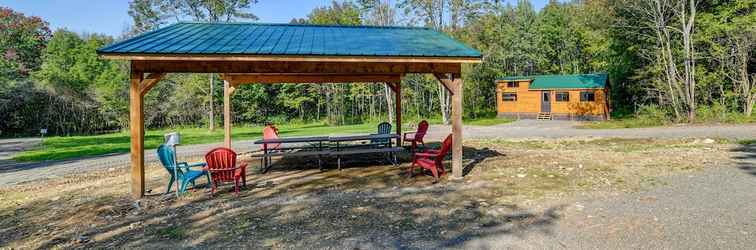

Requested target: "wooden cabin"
[{"left": 495, "top": 74, "right": 610, "bottom": 120}]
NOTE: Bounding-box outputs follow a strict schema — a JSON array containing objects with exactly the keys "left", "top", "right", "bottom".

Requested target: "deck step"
[{"left": 537, "top": 113, "right": 552, "bottom": 120}]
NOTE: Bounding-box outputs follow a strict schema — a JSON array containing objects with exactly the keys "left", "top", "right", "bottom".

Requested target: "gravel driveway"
[
  {"left": 426, "top": 120, "right": 756, "bottom": 140},
  {"left": 0, "top": 121, "right": 754, "bottom": 186},
  {"left": 461, "top": 144, "right": 756, "bottom": 249}
]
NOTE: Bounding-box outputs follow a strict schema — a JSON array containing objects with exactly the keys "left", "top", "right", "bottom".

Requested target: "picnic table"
[{"left": 253, "top": 134, "right": 401, "bottom": 172}]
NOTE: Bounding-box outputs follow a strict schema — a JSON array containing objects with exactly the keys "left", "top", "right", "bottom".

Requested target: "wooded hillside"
[{"left": 1, "top": 0, "right": 753, "bottom": 136}]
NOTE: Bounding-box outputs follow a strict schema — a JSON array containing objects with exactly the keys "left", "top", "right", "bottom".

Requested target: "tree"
[
  {"left": 0, "top": 7, "right": 51, "bottom": 81},
  {"left": 308, "top": 1, "right": 363, "bottom": 25},
  {"left": 616, "top": 0, "right": 700, "bottom": 122},
  {"left": 698, "top": 0, "right": 756, "bottom": 116}
]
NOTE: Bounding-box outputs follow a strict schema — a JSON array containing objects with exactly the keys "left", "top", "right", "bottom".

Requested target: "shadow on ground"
[
  {"left": 732, "top": 142, "right": 756, "bottom": 176},
  {"left": 2, "top": 145, "right": 561, "bottom": 249}
]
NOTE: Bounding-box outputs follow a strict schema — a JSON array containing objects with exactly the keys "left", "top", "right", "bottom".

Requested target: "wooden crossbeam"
[
  {"left": 434, "top": 73, "right": 456, "bottom": 94},
  {"left": 138, "top": 72, "right": 166, "bottom": 95},
  {"left": 224, "top": 74, "right": 402, "bottom": 85},
  {"left": 132, "top": 60, "right": 461, "bottom": 75}
]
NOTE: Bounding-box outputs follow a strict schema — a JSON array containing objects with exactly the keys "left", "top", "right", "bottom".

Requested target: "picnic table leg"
[
  {"left": 337, "top": 141, "right": 341, "bottom": 171},
  {"left": 393, "top": 138, "right": 398, "bottom": 166},
  {"left": 262, "top": 144, "right": 269, "bottom": 174},
  {"left": 318, "top": 141, "right": 323, "bottom": 171}
]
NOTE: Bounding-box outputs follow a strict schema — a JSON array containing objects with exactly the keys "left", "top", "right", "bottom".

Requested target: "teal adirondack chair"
[
  {"left": 371, "top": 122, "right": 393, "bottom": 145},
  {"left": 157, "top": 144, "right": 210, "bottom": 194}
]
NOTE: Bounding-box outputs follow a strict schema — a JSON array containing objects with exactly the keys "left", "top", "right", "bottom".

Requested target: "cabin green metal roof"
[
  {"left": 97, "top": 22, "right": 481, "bottom": 58},
  {"left": 498, "top": 74, "right": 608, "bottom": 89}
]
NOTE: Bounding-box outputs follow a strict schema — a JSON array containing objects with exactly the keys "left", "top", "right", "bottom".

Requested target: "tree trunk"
[
  {"left": 209, "top": 73, "right": 215, "bottom": 131},
  {"left": 439, "top": 84, "right": 451, "bottom": 124},
  {"left": 384, "top": 83, "right": 394, "bottom": 122},
  {"left": 681, "top": 0, "right": 697, "bottom": 122}
]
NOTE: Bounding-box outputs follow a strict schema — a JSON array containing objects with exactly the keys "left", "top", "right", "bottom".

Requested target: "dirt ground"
[{"left": 0, "top": 138, "right": 740, "bottom": 249}]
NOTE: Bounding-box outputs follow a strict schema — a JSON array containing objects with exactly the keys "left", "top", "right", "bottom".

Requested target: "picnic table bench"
[{"left": 252, "top": 134, "right": 401, "bottom": 172}]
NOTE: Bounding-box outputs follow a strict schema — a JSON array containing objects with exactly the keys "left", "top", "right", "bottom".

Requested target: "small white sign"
[{"left": 164, "top": 132, "right": 180, "bottom": 146}]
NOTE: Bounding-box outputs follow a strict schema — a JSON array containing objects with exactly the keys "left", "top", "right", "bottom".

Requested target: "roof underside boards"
[
  {"left": 97, "top": 22, "right": 482, "bottom": 61},
  {"left": 498, "top": 74, "right": 608, "bottom": 89}
]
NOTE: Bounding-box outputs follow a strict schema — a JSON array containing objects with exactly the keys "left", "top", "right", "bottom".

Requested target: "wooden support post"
[
  {"left": 128, "top": 71, "right": 166, "bottom": 199},
  {"left": 393, "top": 82, "right": 402, "bottom": 144},
  {"left": 223, "top": 80, "right": 233, "bottom": 148},
  {"left": 435, "top": 73, "right": 464, "bottom": 179},
  {"left": 450, "top": 77, "right": 463, "bottom": 179},
  {"left": 129, "top": 71, "right": 144, "bottom": 198}
]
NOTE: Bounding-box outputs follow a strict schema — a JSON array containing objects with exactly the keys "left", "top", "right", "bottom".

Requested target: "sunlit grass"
[
  {"left": 465, "top": 117, "right": 514, "bottom": 126},
  {"left": 13, "top": 123, "right": 375, "bottom": 162},
  {"left": 14, "top": 116, "right": 514, "bottom": 162}
]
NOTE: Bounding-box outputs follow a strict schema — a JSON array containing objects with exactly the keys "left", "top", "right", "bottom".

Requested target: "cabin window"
[
  {"left": 502, "top": 92, "right": 517, "bottom": 101},
  {"left": 507, "top": 82, "right": 519, "bottom": 88},
  {"left": 556, "top": 92, "right": 570, "bottom": 102},
  {"left": 580, "top": 91, "right": 596, "bottom": 102}
]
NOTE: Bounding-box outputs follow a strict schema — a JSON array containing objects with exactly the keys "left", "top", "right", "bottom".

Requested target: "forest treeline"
[{"left": 1, "top": 0, "right": 754, "bottom": 136}]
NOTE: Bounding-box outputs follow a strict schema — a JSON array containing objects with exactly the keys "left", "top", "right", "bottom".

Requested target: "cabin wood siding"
[
  {"left": 496, "top": 80, "right": 540, "bottom": 113},
  {"left": 550, "top": 89, "right": 607, "bottom": 115},
  {"left": 495, "top": 80, "right": 608, "bottom": 119}
]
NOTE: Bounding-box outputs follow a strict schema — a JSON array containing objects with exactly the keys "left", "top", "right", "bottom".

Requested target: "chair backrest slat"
[
  {"left": 157, "top": 144, "right": 182, "bottom": 177},
  {"left": 204, "top": 147, "right": 238, "bottom": 182},
  {"left": 263, "top": 126, "right": 281, "bottom": 150},
  {"left": 436, "top": 134, "right": 453, "bottom": 163},
  {"left": 416, "top": 120, "right": 429, "bottom": 139},
  {"left": 377, "top": 122, "right": 392, "bottom": 135}
]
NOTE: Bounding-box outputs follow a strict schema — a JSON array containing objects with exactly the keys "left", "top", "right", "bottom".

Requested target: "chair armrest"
[
  {"left": 414, "top": 152, "right": 438, "bottom": 158},
  {"left": 403, "top": 132, "right": 417, "bottom": 140},
  {"left": 206, "top": 167, "right": 240, "bottom": 172},
  {"left": 235, "top": 163, "right": 248, "bottom": 177},
  {"left": 185, "top": 162, "right": 207, "bottom": 168}
]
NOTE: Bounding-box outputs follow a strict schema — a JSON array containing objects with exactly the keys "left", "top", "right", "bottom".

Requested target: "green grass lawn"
[
  {"left": 12, "top": 123, "right": 374, "bottom": 162},
  {"left": 13, "top": 117, "right": 513, "bottom": 162},
  {"left": 465, "top": 117, "right": 514, "bottom": 126},
  {"left": 577, "top": 119, "right": 668, "bottom": 129},
  {"left": 578, "top": 116, "right": 756, "bottom": 129},
  {"left": 579, "top": 111, "right": 755, "bottom": 129}
]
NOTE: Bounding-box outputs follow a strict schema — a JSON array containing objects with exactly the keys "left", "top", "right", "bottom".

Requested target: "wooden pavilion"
[{"left": 97, "top": 22, "right": 482, "bottom": 198}]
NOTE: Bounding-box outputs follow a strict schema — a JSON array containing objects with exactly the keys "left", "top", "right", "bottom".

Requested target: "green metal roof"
[
  {"left": 498, "top": 74, "right": 608, "bottom": 89},
  {"left": 97, "top": 22, "right": 481, "bottom": 58}
]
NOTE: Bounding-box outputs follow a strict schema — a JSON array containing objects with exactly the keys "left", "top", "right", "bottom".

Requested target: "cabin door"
[{"left": 541, "top": 91, "right": 551, "bottom": 113}]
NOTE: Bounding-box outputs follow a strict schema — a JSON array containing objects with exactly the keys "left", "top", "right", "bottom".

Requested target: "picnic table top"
[
  {"left": 253, "top": 136, "right": 329, "bottom": 144},
  {"left": 253, "top": 134, "right": 399, "bottom": 144},
  {"left": 329, "top": 134, "right": 399, "bottom": 142}
]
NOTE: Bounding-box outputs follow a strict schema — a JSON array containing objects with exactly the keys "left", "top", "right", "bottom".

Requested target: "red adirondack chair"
[
  {"left": 408, "top": 134, "right": 452, "bottom": 183},
  {"left": 403, "top": 120, "right": 429, "bottom": 152},
  {"left": 204, "top": 147, "right": 247, "bottom": 196},
  {"left": 262, "top": 125, "right": 281, "bottom": 151}
]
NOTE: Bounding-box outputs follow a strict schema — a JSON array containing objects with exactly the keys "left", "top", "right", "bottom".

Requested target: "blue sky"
[{"left": 0, "top": 0, "right": 548, "bottom": 37}]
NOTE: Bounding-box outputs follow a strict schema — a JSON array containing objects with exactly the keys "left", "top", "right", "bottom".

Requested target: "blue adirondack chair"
[
  {"left": 371, "top": 122, "right": 393, "bottom": 145},
  {"left": 157, "top": 144, "right": 210, "bottom": 194}
]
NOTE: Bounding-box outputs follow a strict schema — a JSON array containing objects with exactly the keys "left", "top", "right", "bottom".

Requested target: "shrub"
[
  {"left": 634, "top": 104, "right": 671, "bottom": 126},
  {"left": 695, "top": 103, "right": 728, "bottom": 123}
]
